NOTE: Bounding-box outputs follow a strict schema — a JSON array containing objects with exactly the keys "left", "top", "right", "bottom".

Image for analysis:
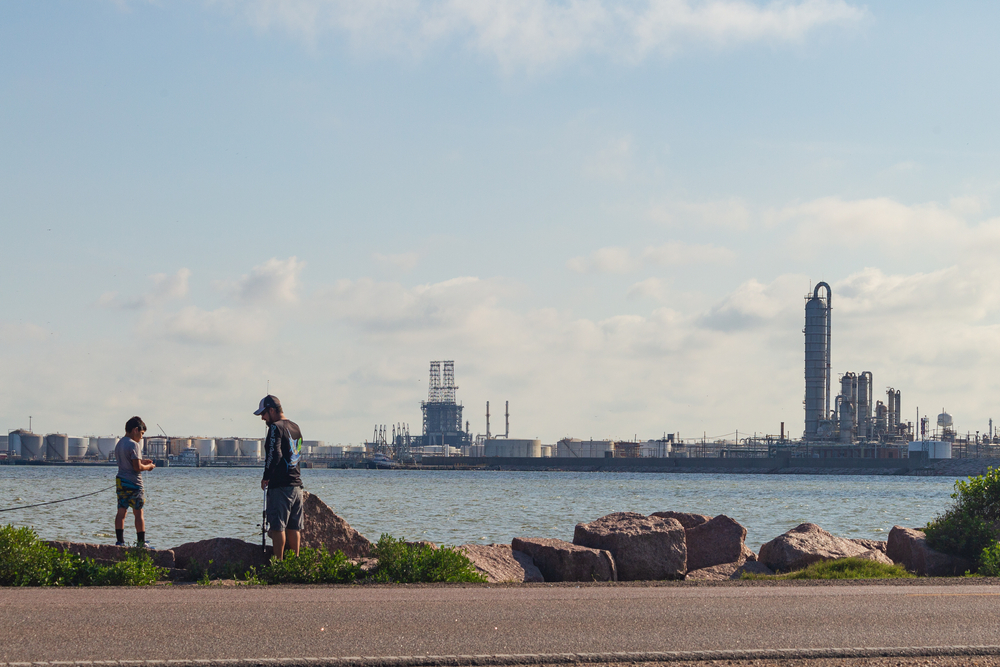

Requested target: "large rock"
[
  {"left": 301, "top": 491, "right": 372, "bottom": 558},
  {"left": 685, "top": 514, "right": 749, "bottom": 572},
  {"left": 650, "top": 511, "right": 711, "bottom": 529},
  {"left": 758, "top": 523, "right": 870, "bottom": 573},
  {"left": 511, "top": 537, "right": 616, "bottom": 582},
  {"left": 851, "top": 538, "right": 888, "bottom": 554},
  {"left": 171, "top": 537, "right": 272, "bottom": 576},
  {"left": 856, "top": 548, "right": 895, "bottom": 566},
  {"left": 573, "top": 512, "right": 685, "bottom": 580},
  {"left": 46, "top": 541, "right": 175, "bottom": 569},
  {"left": 459, "top": 544, "right": 544, "bottom": 583},
  {"left": 686, "top": 560, "right": 775, "bottom": 581},
  {"left": 887, "top": 526, "right": 974, "bottom": 576}
]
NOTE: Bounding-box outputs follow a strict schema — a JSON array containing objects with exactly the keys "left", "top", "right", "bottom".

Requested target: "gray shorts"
[{"left": 266, "top": 486, "right": 304, "bottom": 532}]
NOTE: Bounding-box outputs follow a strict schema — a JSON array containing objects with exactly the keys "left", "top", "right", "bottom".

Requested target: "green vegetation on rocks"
[
  {"left": 741, "top": 557, "right": 914, "bottom": 580},
  {"left": 0, "top": 525, "right": 163, "bottom": 586},
  {"left": 249, "top": 547, "right": 362, "bottom": 584},
  {"left": 924, "top": 466, "right": 1000, "bottom": 571},
  {"left": 369, "top": 535, "right": 487, "bottom": 583}
]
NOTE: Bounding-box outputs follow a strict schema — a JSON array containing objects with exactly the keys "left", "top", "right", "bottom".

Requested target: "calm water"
[{"left": 0, "top": 466, "right": 962, "bottom": 551}]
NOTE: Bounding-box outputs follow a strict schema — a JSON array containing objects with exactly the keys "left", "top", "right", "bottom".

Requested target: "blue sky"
[{"left": 4, "top": 0, "right": 1000, "bottom": 443}]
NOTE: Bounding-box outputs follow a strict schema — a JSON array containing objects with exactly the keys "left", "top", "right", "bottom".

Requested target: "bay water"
[{"left": 0, "top": 466, "right": 962, "bottom": 551}]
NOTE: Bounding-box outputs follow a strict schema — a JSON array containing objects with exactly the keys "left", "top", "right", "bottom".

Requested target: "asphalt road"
[{"left": 3, "top": 583, "right": 1000, "bottom": 664}]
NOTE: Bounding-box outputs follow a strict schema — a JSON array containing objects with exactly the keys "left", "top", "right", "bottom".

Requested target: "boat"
[{"left": 366, "top": 453, "right": 397, "bottom": 469}]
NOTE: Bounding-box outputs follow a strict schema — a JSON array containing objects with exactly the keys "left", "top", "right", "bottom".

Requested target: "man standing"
[
  {"left": 255, "top": 395, "right": 304, "bottom": 560},
  {"left": 114, "top": 416, "right": 155, "bottom": 547}
]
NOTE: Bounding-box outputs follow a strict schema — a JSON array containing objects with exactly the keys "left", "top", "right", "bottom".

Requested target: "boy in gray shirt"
[{"left": 114, "top": 416, "right": 155, "bottom": 547}]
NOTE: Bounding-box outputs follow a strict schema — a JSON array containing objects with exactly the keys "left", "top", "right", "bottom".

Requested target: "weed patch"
[
  {"left": 369, "top": 535, "right": 486, "bottom": 583},
  {"left": 742, "top": 557, "right": 914, "bottom": 580}
]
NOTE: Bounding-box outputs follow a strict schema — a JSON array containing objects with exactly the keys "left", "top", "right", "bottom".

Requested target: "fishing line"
[{"left": 0, "top": 486, "right": 115, "bottom": 513}]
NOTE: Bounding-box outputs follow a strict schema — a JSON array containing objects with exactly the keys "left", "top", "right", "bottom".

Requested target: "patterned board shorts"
[{"left": 116, "top": 477, "right": 145, "bottom": 510}]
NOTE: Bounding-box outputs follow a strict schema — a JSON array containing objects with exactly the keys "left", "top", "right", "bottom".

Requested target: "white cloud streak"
[
  {"left": 568, "top": 241, "right": 734, "bottom": 273},
  {"left": 218, "top": 0, "right": 866, "bottom": 69}
]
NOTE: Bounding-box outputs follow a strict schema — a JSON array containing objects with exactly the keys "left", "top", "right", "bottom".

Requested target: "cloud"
[
  {"left": 98, "top": 268, "right": 191, "bottom": 310},
  {"left": 582, "top": 135, "right": 634, "bottom": 181},
  {"left": 568, "top": 241, "right": 733, "bottom": 274},
  {"left": 139, "top": 305, "right": 268, "bottom": 346},
  {"left": 648, "top": 198, "right": 752, "bottom": 230},
  {"left": 226, "top": 257, "right": 305, "bottom": 305},
  {"left": 373, "top": 251, "right": 419, "bottom": 271},
  {"left": 221, "top": 0, "right": 866, "bottom": 69}
]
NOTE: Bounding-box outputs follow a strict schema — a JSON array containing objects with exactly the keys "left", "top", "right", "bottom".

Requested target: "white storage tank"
[
  {"left": 21, "top": 433, "right": 44, "bottom": 460},
  {"left": 45, "top": 433, "right": 69, "bottom": 461},
  {"left": 67, "top": 437, "right": 89, "bottom": 459},
  {"left": 240, "top": 438, "right": 261, "bottom": 458},
  {"left": 194, "top": 438, "right": 215, "bottom": 458},
  {"left": 85, "top": 436, "right": 99, "bottom": 456},
  {"left": 9, "top": 431, "right": 23, "bottom": 456},
  {"left": 541, "top": 445, "right": 553, "bottom": 458},
  {"left": 484, "top": 438, "right": 542, "bottom": 457},
  {"left": 304, "top": 440, "right": 325, "bottom": 450},
  {"left": 216, "top": 438, "right": 240, "bottom": 457},
  {"left": 97, "top": 437, "right": 117, "bottom": 459}
]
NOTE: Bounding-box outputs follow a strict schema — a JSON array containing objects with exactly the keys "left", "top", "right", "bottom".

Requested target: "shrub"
[
  {"left": 369, "top": 535, "right": 486, "bottom": 584},
  {"left": 978, "top": 541, "right": 1000, "bottom": 577},
  {"left": 250, "top": 547, "right": 361, "bottom": 584},
  {"left": 742, "top": 557, "right": 914, "bottom": 580},
  {"left": 924, "top": 509, "right": 996, "bottom": 562},
  {"left": 0, "top": 524, "right": 164, "bottom": 587}
]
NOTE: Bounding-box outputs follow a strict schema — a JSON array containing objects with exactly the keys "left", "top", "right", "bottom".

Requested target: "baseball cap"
[{"left": 253, "top": 395, "right": 282, "bottom": 415}]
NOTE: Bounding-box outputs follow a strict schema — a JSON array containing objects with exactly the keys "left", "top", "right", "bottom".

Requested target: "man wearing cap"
[{"left": 255, "top": 395, "right": 305, "bottom": 560}]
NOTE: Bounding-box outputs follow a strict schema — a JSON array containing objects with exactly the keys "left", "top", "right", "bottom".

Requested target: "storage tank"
[
  {"left": 803, "top": 282, "right": 832, "bottom": 439},
  {"left": 937, "top": 411, "right": 953, "bottom": 429},
  {"left": 857, "top": 371, "right": 872, "bottom": 439},
  {"left": 304, "top": 440, "right": 325, "bottom": 450},
  {"left": 194, "top": 438, "right": 215, "bottom": 459},
  {"left": 240, "top": 438, "right": 261, "bottom": 458},
  {"left": 20, "top": 433, "right": 44, "bottom": 460},
  {"left": 485, "top": 438, "right": 542, "bottom": 457},
  {"left": 216, "top": 438, "right": 240, "bottom": 457},
  {"left": 85, "top": 437, "right": 99, "bottom": 456},
  {"left": 97, "top": 437, "right": 117, "bottom": 459},
  {"left": 45, "top": 433, "right": 69, "bottom": 461},
  {"left": 9, "top": 431, "right": 23, "bottom": 456},
  {"left": 67, "top": 437, "right": 89, "bottom": 459}
]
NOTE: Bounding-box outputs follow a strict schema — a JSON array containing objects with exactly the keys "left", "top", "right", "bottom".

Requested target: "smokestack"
[
  {"left": 505, "top": 401, "right": 509, "bottom": 438},
  {"left": 486, "top": 401, "right": 491, "bottom": 440}
]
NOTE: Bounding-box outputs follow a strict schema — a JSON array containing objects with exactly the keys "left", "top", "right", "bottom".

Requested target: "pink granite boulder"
[
  {"left": 170, "top": 537, "right": 271, "bottom": 575},
  {"left": 511, "top": 537, "right": 616, "bottom": 582},
  {"left": 650, "top": 511, "right": 711, "bottom": 529},
  {"left": 301, "top": 491, "right": 372, "bottom": 558},
  {"left": 573, "top": 512, "right": 685, "bottom": 580},
  {"left": 758, "top": 523, "right": 870, "bottom": 573},
  {"left": 887, "top": 526, "right": 974, "bottom": 576},
  {"left": 684, "top": 514, "right": 749, "bottom": 572},
  {"left": 459, "top": 544, "right": 544, "bottom": 583},
  {"left": 685, "top": 560, "right": 775, "bottom": 581}
]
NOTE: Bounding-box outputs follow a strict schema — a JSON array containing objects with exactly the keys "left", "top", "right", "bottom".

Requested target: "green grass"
[
  {"left": 368, "top": 535, "right": 486, "bottom": 583},
  {"left": 0, "top": 524, "right": 164, "bottom": 586},
  {"left": 741, "top": 557, "right": 914, "bottom": 580},
  {"left": 248, "top": 547, "right": 362, "bottom": 584}
]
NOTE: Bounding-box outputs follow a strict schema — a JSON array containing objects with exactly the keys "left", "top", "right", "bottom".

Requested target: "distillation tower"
[
  {"left": 803, "top": 282, "right": 832, "bottom": 440},
  {"left": 420, "top": 360, "right": 471, "bottom": 450}
]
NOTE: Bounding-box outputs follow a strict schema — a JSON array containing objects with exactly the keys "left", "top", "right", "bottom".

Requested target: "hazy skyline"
[{"left": 4, "top": 1, "right": 1000, "bottom": 443}]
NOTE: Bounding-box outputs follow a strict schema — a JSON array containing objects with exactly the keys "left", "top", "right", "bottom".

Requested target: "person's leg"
[
  {"left": 134, "top": 508, "right": 145, "bottom": 533},
  {"left": 269, "top": 530, "right": 286, "bottom": 560},
  {"left": 115, "top": 508, "right": 127, "bottom": 530},
  {"left": 285, "top": 529, "right": 300, "bottom": 557}
]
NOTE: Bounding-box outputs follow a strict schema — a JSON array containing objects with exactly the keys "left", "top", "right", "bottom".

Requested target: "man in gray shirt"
[{"left": 114, "top": 416, "right": 155, "bottom": 547}]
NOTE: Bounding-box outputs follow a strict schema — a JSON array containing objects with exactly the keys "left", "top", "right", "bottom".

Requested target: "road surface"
[{"left": 2, "top": 583, "right": 1000, "bottom": 664}]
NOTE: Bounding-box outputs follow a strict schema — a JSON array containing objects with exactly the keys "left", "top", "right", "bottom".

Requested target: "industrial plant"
[{"left": 3, "top": 282, "right": 996, "bottom": 468}]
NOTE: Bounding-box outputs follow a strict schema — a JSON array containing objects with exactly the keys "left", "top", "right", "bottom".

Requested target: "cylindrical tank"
[
  {"left": 85, "top": 437, "right": 99, "bottom": 456},
  {"left": 8, "top": 431, "right": 22, "bottom": 456},
  {"left": 804, "top": 283, "right": 832, "bottom": 439},
  {"left": 67, "top": 437, "right": 89, "bottom": 459},
  {"left": 20, "top": 433, "right": 44, "bottom": 460},
  {"left": 240, "top": 438, "right": 261, "bottom": 458},
  {"left": 194, "top": 438, "right": 215, "bottom": 458},
  {"left": 875, "top": 401, "right": 888, "bottom": 437},
  {"left": 168, "top": 438, "right": 191, "bottom": 456},
  {"left": 838, "top": 373, "right": 856, "bottom": 443},
  {"left": 216, "top": 438, "right": 240, "bottom": 457},
  {"left": 97, "top": 437, "right": 117, "bottom": 459},
  {"left": 304, "top": 440, "right": 325, "bottom": 450},
  {"left": 937, "top": 411, "right": 953, "bottom": 428},
  {"left": 45, "top": 433, "right": 69, "bottom": 461}
]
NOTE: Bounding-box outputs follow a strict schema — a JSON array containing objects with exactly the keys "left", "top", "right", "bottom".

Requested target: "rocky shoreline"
[{"left": 44, "top": 490, "right": 973, "bottom": 584}]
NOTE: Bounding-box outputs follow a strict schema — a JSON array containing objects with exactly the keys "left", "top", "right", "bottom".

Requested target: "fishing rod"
[
  {"left": 260, "top": 488, "right": 267, "bottom": 554},
  {"left": 0, "top": 486, "right": 114, "bottom": 512}
]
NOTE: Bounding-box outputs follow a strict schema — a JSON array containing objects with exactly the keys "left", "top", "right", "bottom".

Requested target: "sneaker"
[
  {"left": 115, "top": 541, "right": 126, "bottom": 547},
  {"left": 139, "top": 542, "right": 155, "bottom": 550}
]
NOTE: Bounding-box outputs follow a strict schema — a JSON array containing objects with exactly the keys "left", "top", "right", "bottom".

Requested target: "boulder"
[
  {"left": 511, "top": 537, "right": 616, "bottom": 582},
  {"left": 46, "top": 541, "right": 175, "bottom": 569},
  {"left": 685, "top": 514, "right": 749, "bottom": 572},
  {"left": 887, "top": 526, "right": 974, "bottom": 577},
  {"left": 855, "top": 548, "right": 894, "bottom": 566},
  {"left": 171, "top": 537, "right": 272, "bottom": 576},
  {"left": 573, "top": 512, "right": 685, "bottom": 580},
  {"left": 301, "top": 491, "right": 372, "bottom": 558},
  {"left": 459, "top": 544, "right": 544, "bottom": 583},
  {"left": 758, "top": 523, "right": 869, "bottom": 573},
  {"left": 650, "top": 511, "right": 711, "bottom": 530},
  {"left": 685, "top": 560, "right": 775, "bottom": 581},
  {"left": 850, "top": 538, "right": 889, "bottom": 554}
]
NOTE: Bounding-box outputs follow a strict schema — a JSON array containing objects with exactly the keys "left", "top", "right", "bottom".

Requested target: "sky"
[{"left": 3, "top": 0, "right": 1000, "bottom": 444}]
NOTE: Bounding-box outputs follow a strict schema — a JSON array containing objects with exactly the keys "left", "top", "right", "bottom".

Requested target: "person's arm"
[
  {"left": 261, "top": 425, "right": 276, "bottom": 489},
  {"left": 132, "top": 459, "right": 156, "bottom": 472}
]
